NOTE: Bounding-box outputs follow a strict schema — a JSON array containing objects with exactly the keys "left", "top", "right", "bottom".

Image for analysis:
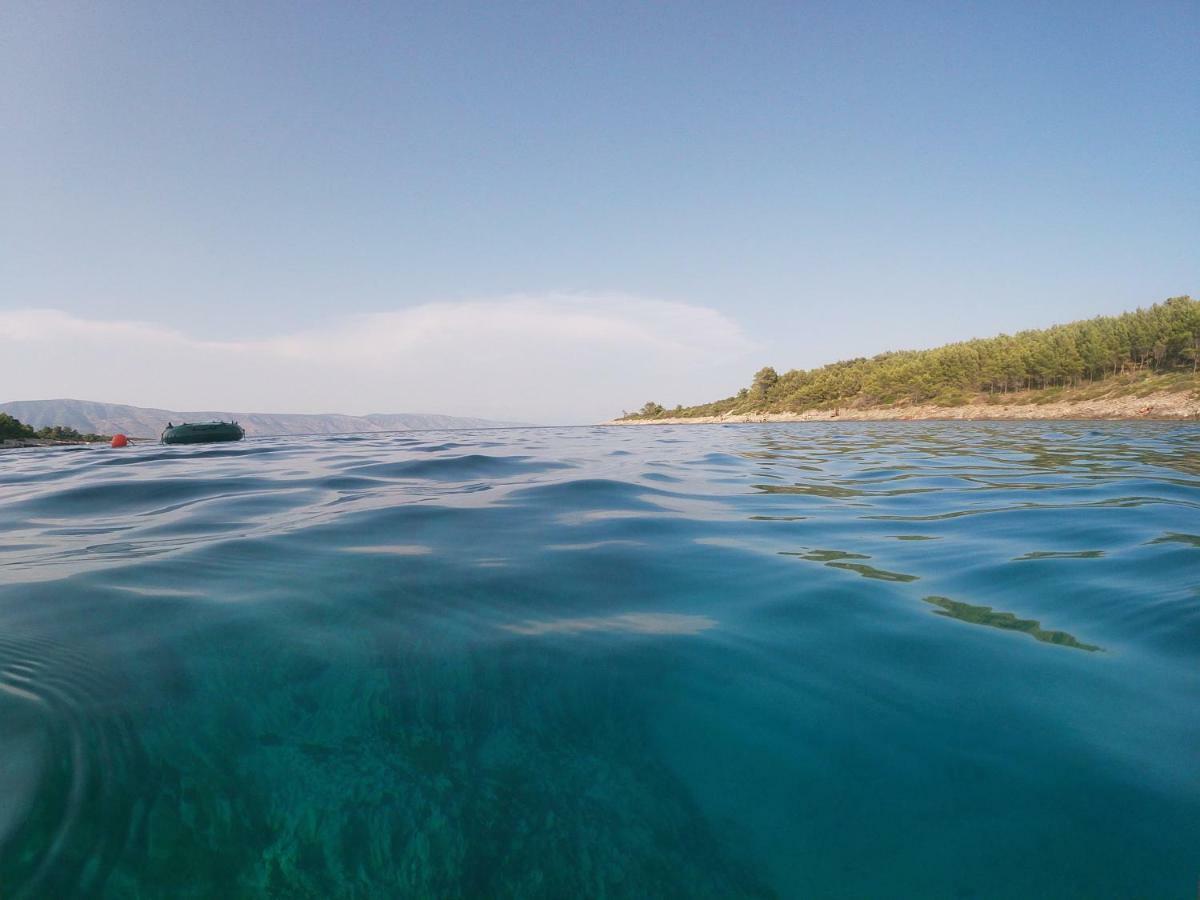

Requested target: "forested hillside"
[
  {"left": 625, "top": 296, "right": 1199, "bottom": 419},
  {"left": 0, "top": 413, "right": 108, "bottom": 443}
]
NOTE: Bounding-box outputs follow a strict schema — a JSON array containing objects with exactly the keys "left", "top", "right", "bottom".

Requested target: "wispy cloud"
[{"left": 0, "top": 294, "right": 757, "bottom": 422}]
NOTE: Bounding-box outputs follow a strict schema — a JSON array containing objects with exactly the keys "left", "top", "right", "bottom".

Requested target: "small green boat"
[{"left": 160, "top": 421, "right": 245, "bottom": 445}]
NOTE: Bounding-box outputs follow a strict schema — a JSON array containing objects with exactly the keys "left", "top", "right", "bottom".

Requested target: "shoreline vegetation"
[
  {"left": 0, "top": 414, "right": 111, "bottom": 448},
  {"left": 615, "top": 296, "right": 1200, "bottom": 424}
]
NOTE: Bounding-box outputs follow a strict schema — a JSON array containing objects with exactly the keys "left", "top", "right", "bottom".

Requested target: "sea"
[{"left": 1, "top": 422, "right": 1197, "bottom": 898}]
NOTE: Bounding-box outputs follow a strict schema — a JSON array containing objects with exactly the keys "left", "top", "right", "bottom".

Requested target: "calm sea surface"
[{"left": 1, "top": 422, "right": 1197, "bottom": 898}]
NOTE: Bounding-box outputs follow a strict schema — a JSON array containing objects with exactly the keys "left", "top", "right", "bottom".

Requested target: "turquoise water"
[{"left": 1, "top": 422, "right": 1197, "bottom": 898}]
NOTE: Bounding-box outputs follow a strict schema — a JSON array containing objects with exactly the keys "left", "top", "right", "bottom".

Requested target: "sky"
[{"left": 2, "top": 1, "right": 1196, "bottom": 424}]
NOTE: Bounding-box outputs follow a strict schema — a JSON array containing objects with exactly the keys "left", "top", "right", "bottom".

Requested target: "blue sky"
[{"left": 2, "top": 1, "right": 1196, "bottom": 422}]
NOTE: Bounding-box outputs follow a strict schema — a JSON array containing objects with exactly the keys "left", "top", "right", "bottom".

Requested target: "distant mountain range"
[{"left": 0, "top": 399, "right": 529, "bottom": 438}]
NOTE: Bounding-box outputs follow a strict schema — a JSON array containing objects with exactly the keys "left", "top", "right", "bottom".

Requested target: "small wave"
[
  {"left": 343, "top": 544, "right": 433, "bottom": 555},
  {"left": 346, "top": 454, "right": 573, "bottom": 481},
  {"left": 502, "top": 612, "right": 718, "bottom": 637},
  {"left": 9, "top": 476, "right": 271, "bottom": 517}
]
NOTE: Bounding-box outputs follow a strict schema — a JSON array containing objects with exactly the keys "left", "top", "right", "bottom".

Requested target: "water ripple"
[
  {"left": 0, "top": 422, "right": 1197, "bottom": 896},
  {"left": 0, "top": 635, "right": 152, "bottom": 899}
]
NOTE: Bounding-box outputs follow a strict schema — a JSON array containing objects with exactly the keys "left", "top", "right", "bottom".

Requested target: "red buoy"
[{"left": 111, "top": 434, "right": 128, "bottom": 448}]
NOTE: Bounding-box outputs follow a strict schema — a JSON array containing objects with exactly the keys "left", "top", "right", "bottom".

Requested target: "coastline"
[
  {"left": 0, "top": 438, "right": 110, "bottom": 450},
  {"left": 606, "top": 388, "right": 1199, "bottom": 425}
]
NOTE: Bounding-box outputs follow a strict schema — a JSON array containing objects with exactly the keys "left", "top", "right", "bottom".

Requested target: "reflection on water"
[
  {"left": 1148, "top": 531, "right": 1200, "bottom": 547},
  {"left": 0, "top": 421, "right": 1197, "bottom": 897},
  {"left": 922, "top": 595, "right": 1102, "bottom": 652},
  {"left": 343, "top": 544, "right": 434, "bottom": 555},
  {"left": 780, "top": 548, "right": 920, "bottom": 582},
  {"left": 785, "top": 548, "right": 869, "bottom": 562},
  {"left": 1014, "top": 550, "right": 1104, "bottom": 560},
  {"left": 825, "top": 560, "right": 919, "bottom": 582}
]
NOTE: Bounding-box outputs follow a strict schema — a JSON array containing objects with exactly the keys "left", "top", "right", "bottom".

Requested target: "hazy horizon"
[{"left": 2, "top": 2, "right": 1196, "bottom": 423}]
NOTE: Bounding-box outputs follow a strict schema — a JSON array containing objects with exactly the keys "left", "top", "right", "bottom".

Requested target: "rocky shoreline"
[{"left": 608, "top": 389, "right": 1199, "bottom": 425}]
